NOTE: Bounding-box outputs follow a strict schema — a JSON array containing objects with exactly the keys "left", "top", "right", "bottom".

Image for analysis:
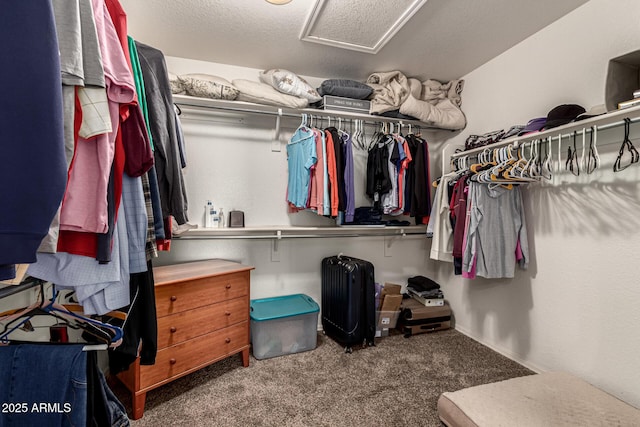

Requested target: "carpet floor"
[{"left": 113, "top": 329, "right": 533, "bottom": 426}]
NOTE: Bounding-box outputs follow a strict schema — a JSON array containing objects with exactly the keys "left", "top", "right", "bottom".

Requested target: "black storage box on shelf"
[
  {"left": 606, "top": 49, "right": 640, "bottom": 111},
  {"left": 228, "top": 210, "right": 244, "bottom": 228},
  {"left": 397, "top": 297, "right": 452, "bottom": 337}
]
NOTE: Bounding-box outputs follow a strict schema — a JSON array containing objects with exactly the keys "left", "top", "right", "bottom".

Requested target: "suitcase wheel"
[{"left": 344, "top": 346, "right": 353, "bottom": 354}]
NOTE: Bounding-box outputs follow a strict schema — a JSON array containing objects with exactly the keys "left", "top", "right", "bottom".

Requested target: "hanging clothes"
[
  {"left": 136, "top": 41, "right": 189, "bottom": 225},
  {"left": 327, "top": 127, "right": 346, "bottom": 213},
  {"left": 407, "top": 134, "right": 432, "bottom": 223},
  {"left": 366, "top": 134, "right": 392, "bottom": 208},
  {"left": 462, "top": 181, "right": 529, "bottom": 279},
  {"left": 381, "top": 135, "right": 401, "bottom": 214},
  {"left": 0, "top": 0, "right": 67, "bottom": 281},
  {"left": 59, "top": 0, "right": 136, "bottom": 236},
  {"left": 342, "top": 131, "right": 356, "bottom": 222},
  {"left": 396, "top": 135, "right": 413, "bottom": 215},
  {"left": 450, "top": 174, "right": 470, "bottom": 275},
  {"left": 429, "top": 172, "right": 455, "bottom": 262},
  {"left": 308, "top": 129, "right": 325, "bottom": 214},
  {"left": 286, "top": 125, "right": 317, "bottom": 209},
  {"left": 324, "top": 129, "right": 339, "bottom": 217},
  {"left": 0, "top": 344, "right": 88, "bottom": 426}
]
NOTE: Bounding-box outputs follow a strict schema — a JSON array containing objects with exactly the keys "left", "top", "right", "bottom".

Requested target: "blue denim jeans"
[
  {"left": 0, "top": 344, "right": 86, "bottom": 427},
  {"left": 97, "top": 367, "right": 129, "bottom": 427}
]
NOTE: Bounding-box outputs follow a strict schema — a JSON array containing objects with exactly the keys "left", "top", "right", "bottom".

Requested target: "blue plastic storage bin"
[{"left": 250, "top": 294, "right": 319, "bottom": 360}]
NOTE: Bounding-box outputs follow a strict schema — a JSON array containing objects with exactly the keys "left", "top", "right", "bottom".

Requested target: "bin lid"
[{"left": 250, "top": 294, "right": 319, "bottom": 321}]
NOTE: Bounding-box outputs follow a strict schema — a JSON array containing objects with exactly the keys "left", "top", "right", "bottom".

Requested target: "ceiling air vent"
[{"left": 299, "top": 0, "right": 427, "bottom": 54}]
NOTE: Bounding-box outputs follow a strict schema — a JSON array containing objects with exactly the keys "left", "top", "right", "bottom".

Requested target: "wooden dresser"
[{"left": 117, "top": 259, "right": 253, "bottom": 420}]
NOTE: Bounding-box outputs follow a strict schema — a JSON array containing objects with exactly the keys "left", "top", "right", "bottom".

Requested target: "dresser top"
[{"left": 153, "top": 259, "right": 254, "bottom": 286}]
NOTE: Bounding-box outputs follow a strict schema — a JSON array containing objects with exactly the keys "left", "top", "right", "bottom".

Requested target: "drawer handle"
[
  {"left": 170, "top": 327, "right": 177, "bottom": 333},
  {"left": 225, "top": 338, "right": 231, "bottom": 344},
  {"left": 225, "top": 283, "right": 232, "bottom": 290},
  {"left": 170, "top": 295, "right": 177, "bottom": 302},
  {"left": 225, "top": 311, "right": 231, "bottom": 316},
  {"left": 169, "top": 358, "right": 177, "bottom": 365}
]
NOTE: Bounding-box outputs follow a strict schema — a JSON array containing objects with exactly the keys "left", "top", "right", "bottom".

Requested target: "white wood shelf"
[
  {"left": 175, "top": 225, "right": 427, "bottom": 240},
  {"left": 451, "top": 104, "right": 640, "bottom": 158}
]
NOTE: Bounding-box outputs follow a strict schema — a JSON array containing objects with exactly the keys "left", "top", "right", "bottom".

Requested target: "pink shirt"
[
  {"left": 309, "top": 130, "right": 325, "bottom": 213},
  {"left": 59, "top": 0, "right": 135, "bottom": 233}
]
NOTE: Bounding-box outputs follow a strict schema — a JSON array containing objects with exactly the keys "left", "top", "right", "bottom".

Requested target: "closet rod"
[
  {"left": 176, "top": 231, "right": 426, "bottom": 240},
  {"left": 173, "top": 94, "right": 431, "bottom": 128},
  {"left": 450, "top": 104, "right": 640, "bottom": 159}
]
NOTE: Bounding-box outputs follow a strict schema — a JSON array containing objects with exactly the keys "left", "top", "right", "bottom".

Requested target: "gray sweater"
[
  {"left": 136, "top": 41, "right": 188, "bottom": 225},
  {"left": 463, "top": 182, "right": 529, "bottom": 279}
]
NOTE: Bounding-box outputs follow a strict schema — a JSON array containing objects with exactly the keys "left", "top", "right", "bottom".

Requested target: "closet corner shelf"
[
  {"left": 172, "top": 94, "right": 438, "bottom": 129},
  {"left": 175, "top": 225, "right": 427, "bottom": 240}
]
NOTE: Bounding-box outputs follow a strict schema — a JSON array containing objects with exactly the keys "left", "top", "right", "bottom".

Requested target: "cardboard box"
[
  {"left": 379, "top": 282, "right": 402, "bottom": 312},
  {"left": 377, "top": 310, "right": 400, "bottom": 330},
  {"left": 380, "top": 294, "right": 403, "bottom": 312},
  {"left": 381, "top": 282, "right": 401, "bottom": 295}
]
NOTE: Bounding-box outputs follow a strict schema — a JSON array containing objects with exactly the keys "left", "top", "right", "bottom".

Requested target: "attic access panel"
[{"left": 299, "top": 0, "right": 427, "bottom": 54}]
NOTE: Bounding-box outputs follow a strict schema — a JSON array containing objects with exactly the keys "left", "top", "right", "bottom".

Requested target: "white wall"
[
  {"left": 157, "top": 56, "right": 450, "bottom": 320},
  {"left": 436, "top": 0, "right": 640, "bottom": 408}
]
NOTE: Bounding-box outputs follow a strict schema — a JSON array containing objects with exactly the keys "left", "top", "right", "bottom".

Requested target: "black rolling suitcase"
[{"left": 321, "top": 255, "right": 376, "bottom": 353}]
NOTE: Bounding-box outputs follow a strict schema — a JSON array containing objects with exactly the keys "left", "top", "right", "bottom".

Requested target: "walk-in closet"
[{"left": 1, "top": 0, "right": 640, "bottom": 425}]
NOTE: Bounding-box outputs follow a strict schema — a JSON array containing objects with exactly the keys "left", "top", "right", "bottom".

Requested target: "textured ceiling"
[
  {"left": 300, "top": 0, "right": 428, "bottom": 53},
  {"left": 120, "top": 0, "right": 588, "bottom": 82}
]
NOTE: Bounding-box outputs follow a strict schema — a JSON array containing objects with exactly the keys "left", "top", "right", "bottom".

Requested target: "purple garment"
[{"left": 342, "top": 133, "right": 355, "bottom": 222}]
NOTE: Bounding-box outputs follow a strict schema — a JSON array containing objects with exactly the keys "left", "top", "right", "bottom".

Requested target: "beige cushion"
[
  {"left": 178, "top": 73, "right": 239, "bottom": 100},
  {"left": 232, "top": 79, "right": 308, "bottom": 109},
  {"left": 259, "top": 69, "right": 321, "bottom": 103},
  {"left": 399, "top": 95, "right": 466, "bottom": 130},
  {"left": 438, "top": 372, "right": 640, "bottom": 427}
]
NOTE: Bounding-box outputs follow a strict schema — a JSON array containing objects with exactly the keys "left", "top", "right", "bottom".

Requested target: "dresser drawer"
[
  {"left": 157, "top": 297, "right": 249, "bottom": 349},
  {"left": 155, "top": 271, "right": 249, "bottom": 317},
  {"left": 139, "top": 321, "right": 249, "bottom": 390}
]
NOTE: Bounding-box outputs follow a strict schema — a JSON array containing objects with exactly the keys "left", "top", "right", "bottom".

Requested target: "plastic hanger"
[
  {"left": 579, "top": 128, "right": 586, "bottom": 172},
  {"left": 557, "top": 133, "right": 563, "bottom": 173},
  {"left": 613, "top": 118, "right": 639, "bottom": 172},
  {"left": 367, "top": 124, "right": 381, "bottom": 151},
  {"left": 540, "top": 137, "right": 553, "bottom": 180},
  {"left": 526, "top": 140, "right": 540, "bottom": 179},
  {"left": 566, "top": 131, "right": 580, "bottom": 176},
  {"left": 359, "top": 120, "right": 368, "bottom": 150},
  {"left": 585, "top": 126, "right": 600, "bottom": 174},
  {"left": 0, "top": 285, "right": 123, "bottom": 347}
]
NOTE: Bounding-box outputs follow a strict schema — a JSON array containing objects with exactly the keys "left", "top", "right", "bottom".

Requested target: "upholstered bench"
[{"left": 437, "top": 372, "right": 640, "bottom": 427}]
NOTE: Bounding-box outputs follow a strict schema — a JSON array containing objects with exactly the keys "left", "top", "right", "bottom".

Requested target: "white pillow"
[
  {"left": 232, "top": 79, "right": 308, "bottom": 109},
  {"left": 178, "top": 73, "right": 239, "bottom": 100},
  {"left": 259, "top": 69, "right": 321, "bottom": 103},
  {"left": 168, "top": 72, "right": 185, "bottom": 95}
]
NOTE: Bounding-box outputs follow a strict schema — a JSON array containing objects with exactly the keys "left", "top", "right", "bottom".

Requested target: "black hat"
[
  {"left": 542, "top": 104, "right": 586, "bottom": 130},
  {"left": 573, "top": 105, "right": 607, "bottom": 122}
]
